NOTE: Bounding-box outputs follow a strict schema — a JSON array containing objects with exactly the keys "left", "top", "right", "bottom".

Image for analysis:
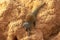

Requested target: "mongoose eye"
[{"left": 23, "top": 22, "right": 31, "bottom": 29}]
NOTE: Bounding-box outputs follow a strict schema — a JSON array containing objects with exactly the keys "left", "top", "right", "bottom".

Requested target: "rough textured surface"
[
  {"left": 0, "top": 0, "right": 60, "bottom": 40},
  {"left": 50, "top": 32, "right": 60, "bottom": 40}
]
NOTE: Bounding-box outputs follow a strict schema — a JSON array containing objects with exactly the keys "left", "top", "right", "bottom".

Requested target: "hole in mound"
[{"left": 13, "top": 36, "right": 18, "bottom": 40}]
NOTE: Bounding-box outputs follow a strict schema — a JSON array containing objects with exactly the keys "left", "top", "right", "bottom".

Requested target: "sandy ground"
[{"left": 0, "top": 0, "right": 60, "bottom": 40}]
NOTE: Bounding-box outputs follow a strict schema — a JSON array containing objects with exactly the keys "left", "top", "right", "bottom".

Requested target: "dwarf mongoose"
[{"left": 23, "top": 2, "right": 46, "bottom": 32}]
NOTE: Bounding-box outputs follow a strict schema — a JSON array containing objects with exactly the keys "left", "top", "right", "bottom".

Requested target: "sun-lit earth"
[{"left": 0, "top": 0, "right": 60, "bottom": 40}]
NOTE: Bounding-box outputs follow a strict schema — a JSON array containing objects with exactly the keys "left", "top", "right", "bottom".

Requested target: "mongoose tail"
[{"left": 32, "top": 2, "right": 46, "bottom": 17}]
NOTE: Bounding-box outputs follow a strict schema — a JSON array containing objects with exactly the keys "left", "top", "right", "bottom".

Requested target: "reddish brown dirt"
[{"left": 0, "top": 0, "right": 60, "bottom": 40}]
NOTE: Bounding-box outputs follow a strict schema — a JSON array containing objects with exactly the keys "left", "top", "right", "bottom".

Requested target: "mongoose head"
[{"left": 23, "top": 22, "right": 31, "bottom": 29}]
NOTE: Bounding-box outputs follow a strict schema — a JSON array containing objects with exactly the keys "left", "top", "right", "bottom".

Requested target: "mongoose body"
[{"left": 23, "top": 3, "right": 46, "bottom": 31}]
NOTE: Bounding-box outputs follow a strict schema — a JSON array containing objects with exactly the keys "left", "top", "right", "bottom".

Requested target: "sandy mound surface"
[{"left": 0, "top": 0, "right": 60, "bottom": 40}]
